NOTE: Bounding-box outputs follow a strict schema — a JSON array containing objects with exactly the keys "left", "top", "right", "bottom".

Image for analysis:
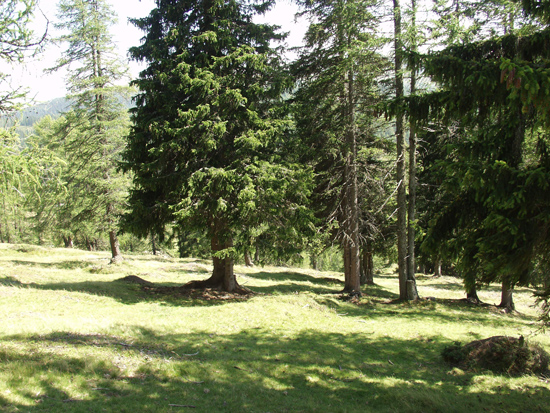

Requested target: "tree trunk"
[
  {"left": 467, "top": 284, "right": 481, "bottom": 304},
  {"left": 310, "top": 255, "right": 319, "bottom": 271},
  {"left": 360, "top": 248, "right": 374, "bottom": 286},
  {"left": 394, "top": 0, "right": 408, "bottom": 301},
  {"left": 418, "top": 262, "right": 425, "bottom": 274},
  {"left": 184, "top": 233, "right": 247, "bottom": 293},
  {"left": 433, "top": 259, "right": 442, "bottom": 277},
  {"left": 341, "top": 53, "right": 361, "bottom": 295},
  {"left": 244, "top": 250, "right": 254, "bottom": 267},
  {"left": 109, "top": 230, "right": 123, "bottom": 263},
  {"left": 406, "top": 0, "right": 419, "bottom": 301},
  {"left": 63, "top": 235, "right": 74, "bottom": 248},
  {"left": 151, "top": 233, "right": 158, "bottom": 255},
  {"left": 499, "top": 281, "right": 515, "bottom": 312}
]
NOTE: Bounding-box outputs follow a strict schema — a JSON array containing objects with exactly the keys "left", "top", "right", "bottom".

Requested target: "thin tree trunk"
[
  {"left": 151, "top": 233, "right": 158, "bottom": 256},
  {"left": 340, "top": 34, "right": 361, "bottom": 294},
  {"left": 499, "top": 281, "right": 515, "bottom": 312},
  {"left": 109, "top": 230, "right": 123, "bottom": 263},
  {"left": 63, "top": 235, "right": 74, "bottom": 248},
  {"left": 406, "top": 0, "right": 419, "bottom": 301},
  {"left": 467, "top": 284, "right": 481, "bottom": 304},
  {"left": 394, "top": 0, "right": 407, "bottom": 301},
  {"left": 244, "top": 250, "right": 254, "bottom": 267},
  {"left": 433, "top": 259, "right": 442, "bottom": 277},
  {"left": 311, "top": 255, "right": 319, "bottom": 271},
  {"left": 360, "top": 247, "right": 374, "bottom": 286}
]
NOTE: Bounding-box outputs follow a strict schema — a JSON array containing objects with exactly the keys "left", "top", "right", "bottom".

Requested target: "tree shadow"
[
  {"left": 245, "top": 270, "right": 342, "bottom": 284},
  {"left": 0, "top": 276, "right": 25, "bottom": 287},
  {"left": 10, "top": 259, "right": 93, "bottom": 270},
  {"left": 29, "top": 279, "right": 235, "bottom": 307},
  {"left": 1, "top": 328, "right": 548, "bottom": 412}
]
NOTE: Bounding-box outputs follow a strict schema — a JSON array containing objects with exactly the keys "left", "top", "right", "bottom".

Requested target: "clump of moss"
[{"left": 442, "top": 336, "right": 549, "bottom": 376}]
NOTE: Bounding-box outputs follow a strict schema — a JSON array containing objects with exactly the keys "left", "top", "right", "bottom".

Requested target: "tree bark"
[
  {"left": 109, "top": 230, "right": 123, "bottom": 263},
  {"left": 63, "top": 235, "right": 74, "bottom": 248},
  {"left": 151, "top": 233, "right": 158, "bottom": 256},
  {"left": 433, "top": 259, "right": 442, "bottom": 277},
  {"left": 406, "top": 0, "right": 419, "bottom": 301},
  {"left": 499, "top": 281, "right": 515, "bottom": 312},
  {"left": 244, "top": 250, "right": 254, "bottom": 267},
  {"left": 394, "top": 0, "right": 408, "bottom": 301},
  {"left": 341, "top": 47, "right": 361, "bottom": 295},
  {"left": 184, "top": 233, "right": 247, "bottom": 293},
  {"left": 467, "top": 284, "right": 481, "bottom": 304},
  {"left": 360, "top": 247, "right": 374, "bottom": 285}
]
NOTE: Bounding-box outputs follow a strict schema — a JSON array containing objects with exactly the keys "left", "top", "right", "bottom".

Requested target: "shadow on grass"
[
  {"left": 1, "top": 328, "right": 548, "bottom": 412},
  {"left": 28, "top": 279, "right": 226, "bottom": 307},
  {"left": 10, "top": 259, "right": 93, "bottom": 270},
  {"left": 9, "top": 274, "right": 535, "bottom": 330},
  {"left": 242, "top": 270, "right": 344, "bottom": 295},
  {"left": 0, "top": 276, "right": 25, "bottom": 287}
]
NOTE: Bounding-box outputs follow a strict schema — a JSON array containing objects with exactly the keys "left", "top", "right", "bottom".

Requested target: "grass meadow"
[{"left": 0, "top": 243, "right": 549, "bottom": 412}]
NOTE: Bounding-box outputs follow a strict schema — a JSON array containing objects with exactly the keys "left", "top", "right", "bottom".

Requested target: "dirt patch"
[{"left": 442, "top": 336, "right": 550, "bottom": 376}]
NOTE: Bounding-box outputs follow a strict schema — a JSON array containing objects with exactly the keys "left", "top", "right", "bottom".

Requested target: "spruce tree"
[
  {"left": 123, "top": 0, "right": 312, "bottom": 292},
  {"left": 412, "top": 0, "right": 550, "bottom": 311}
]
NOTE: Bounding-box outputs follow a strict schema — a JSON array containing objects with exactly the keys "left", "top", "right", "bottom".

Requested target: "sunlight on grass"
[{"left": 0, "top": 243, "right": 549, "bottom": 412}]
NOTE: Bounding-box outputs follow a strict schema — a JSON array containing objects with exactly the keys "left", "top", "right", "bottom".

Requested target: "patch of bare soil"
[{"left": 442, "top": 336, "right": 550, "bottom": 376}]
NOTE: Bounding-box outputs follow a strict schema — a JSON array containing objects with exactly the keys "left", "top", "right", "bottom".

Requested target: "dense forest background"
[{"left": 2, "top": 0, "right": 550, "bottom": 323}]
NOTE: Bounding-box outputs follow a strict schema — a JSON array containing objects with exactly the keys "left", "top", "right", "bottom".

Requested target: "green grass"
[{"left": 0, "top": 243, "right": 549, "bottom": 412}]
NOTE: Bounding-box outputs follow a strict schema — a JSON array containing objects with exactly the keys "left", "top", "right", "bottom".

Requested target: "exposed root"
[{"left": 339, "top": 290, "right": 363, "bottom": 303}]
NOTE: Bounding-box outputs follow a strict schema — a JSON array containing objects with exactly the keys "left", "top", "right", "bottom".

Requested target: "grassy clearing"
[{"left": 0, "top": 243, "right": 549, "bottom": 412}]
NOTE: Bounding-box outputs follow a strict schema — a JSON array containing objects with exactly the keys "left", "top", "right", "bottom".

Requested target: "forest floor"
[{"left": 0, "top": 243, "right": 549, "bottom": 412}]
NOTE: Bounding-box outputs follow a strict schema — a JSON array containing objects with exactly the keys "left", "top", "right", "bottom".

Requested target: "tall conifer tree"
[
  {"left": 413, "top": 0, "right": 549, "bottom": 311},
  {"left": 48, "top": 0, "right": 131, "bottom": 261},
  {"left": 123, "top": 0, "right": 312, "bottom": 292},
  {"left": 292, "top": 0, "right": 387, "bottom": 294}
]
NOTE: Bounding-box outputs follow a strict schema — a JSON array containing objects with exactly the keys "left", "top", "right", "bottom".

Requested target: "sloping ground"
[{"left": 0, "top": 243, "right": 549, "bottom": 412}]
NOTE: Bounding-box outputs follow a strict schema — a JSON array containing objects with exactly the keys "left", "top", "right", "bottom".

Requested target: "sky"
[{"left": 3, "top": 0, "right": 305, "bottom": 103}]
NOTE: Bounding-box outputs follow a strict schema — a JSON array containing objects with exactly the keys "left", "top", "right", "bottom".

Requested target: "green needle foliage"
[
  {"left": 0, "top": 0, "right": 43, "bottom": 113},
  {"left": 0, "top": 127, "right": 41, "bottom": 243},
  {"left": 123, "top": 0, "right": 313, "bottom": 292},
  {"left": 43, "top": 0, "right": 132, "bottom": 260},
  {"left": 292, "top": 0, "right": 389, "bottom": 294},
  {"left": 412, "top": 0, "right": 550, "bottom": 313}
]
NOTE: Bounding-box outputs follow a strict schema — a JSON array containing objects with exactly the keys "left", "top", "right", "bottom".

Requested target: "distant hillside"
[
  {"left": 1, "top": 95, "right": 134, "bottom": 138},
  {"left": 16, "top": 97, "right": 72, "bottom": 127}
]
